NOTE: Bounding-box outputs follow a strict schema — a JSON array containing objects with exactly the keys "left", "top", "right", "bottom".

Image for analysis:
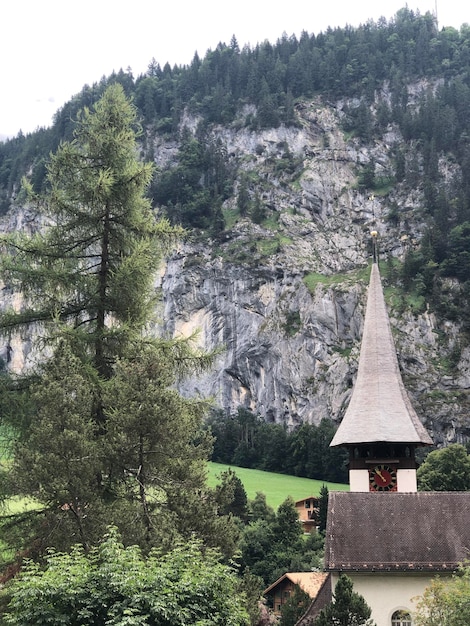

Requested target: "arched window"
[{"left": 391, "top": 609, "right": 412, "bottom": 626}]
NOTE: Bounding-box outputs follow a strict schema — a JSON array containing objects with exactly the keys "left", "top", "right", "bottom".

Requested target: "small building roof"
[
  {"left": 325, "top": 492, "right": 470, "bottom": 572},
  {"left": 264, "top": 572, "right": 329, "bottom": 598},
  {"left": 330, "top": 263, "right": 432, "bottom": 447},
  {"left": 295, "top": 496, "right": 318, "bottom": 505}
]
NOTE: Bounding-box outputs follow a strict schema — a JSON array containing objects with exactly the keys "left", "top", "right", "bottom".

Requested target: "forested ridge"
[
  {"left": 2, "top": 7, "right": 470, "bottom": 317},
  {"left": 209, "top": 410, "right": 348, "bottom": 483}
]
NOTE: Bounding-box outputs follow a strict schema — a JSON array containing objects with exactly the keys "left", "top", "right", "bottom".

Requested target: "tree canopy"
[
  {"left": 417, "top": 444, "right": 470, "bottom": 491},
  {"left": 0, "top": 84, "right": 230, "bottom": 559},
  {"left": 239, "top": 496, "right": 323, "bottom": 586},
  {"left": 209, "top": 411, "right": 348, "bottom": 484},
  {"left": 414, "top": 565, "right": 470, "bottom": 626},
  {"left": 3, "top": 527, "right": 249, "bottom": 626}
]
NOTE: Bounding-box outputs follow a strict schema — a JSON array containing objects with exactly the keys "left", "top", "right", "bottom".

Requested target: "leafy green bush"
[{"left": 2, "top": 527, "right": 249, "bottom": 626}]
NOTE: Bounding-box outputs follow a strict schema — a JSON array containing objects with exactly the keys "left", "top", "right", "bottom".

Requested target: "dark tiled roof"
[
  {"left": 330, "top": 263, "right": 432, "bottom": 447},
  {"left": 325, "top": 492, "right": 470, "bottom": 572}
]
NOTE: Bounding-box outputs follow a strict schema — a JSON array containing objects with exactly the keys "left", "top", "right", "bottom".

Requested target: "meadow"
[
  {"left": 207, "top": 462, "right": 348, "bottom": 510},
  {"left": 0, "top": 457, "right": 348, "bottom": 516},
  {"left": 0, "top": 461, "right": 348, "bottom": 563}
]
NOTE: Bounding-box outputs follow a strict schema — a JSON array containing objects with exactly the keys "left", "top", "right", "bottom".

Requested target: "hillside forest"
[
  {"left": 1, "top": 6, "right": 470, "bottom": 625},
  {"left": 2, "top": 8, "right": 470, "bottom": 323}
]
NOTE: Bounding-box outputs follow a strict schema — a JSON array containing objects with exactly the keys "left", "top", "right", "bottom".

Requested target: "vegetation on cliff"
[{"left": 2, "top": 9, "right": 470, "bottom": 328}]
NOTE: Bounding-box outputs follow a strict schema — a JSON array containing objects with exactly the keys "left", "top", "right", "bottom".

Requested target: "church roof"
[
  {"left": 330, "top": 262, "right": 432, "bottom": 447},
  {"left": 325, "top": 492, "right": 470, "bottom": 572}
]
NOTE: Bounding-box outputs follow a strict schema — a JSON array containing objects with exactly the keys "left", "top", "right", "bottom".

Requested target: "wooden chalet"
[
  {"left": 263, "top": 572, "right": 329, "bottom": 616},
  {"left": 294, "top": 496, "right": 319, "bottom": 533}
]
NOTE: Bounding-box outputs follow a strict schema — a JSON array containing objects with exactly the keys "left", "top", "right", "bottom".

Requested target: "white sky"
[{"left": 1, "top": 0, "right": 468, "bottom": 139}]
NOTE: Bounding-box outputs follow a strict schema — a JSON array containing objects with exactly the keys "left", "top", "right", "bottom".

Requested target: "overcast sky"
[{"left": 1, "top": 0, "right": 468, "bottom": 139}]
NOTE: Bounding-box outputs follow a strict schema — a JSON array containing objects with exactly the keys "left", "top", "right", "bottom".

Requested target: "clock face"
[{"left": 369, "top": 464, "right": 397, "bottom": 491}]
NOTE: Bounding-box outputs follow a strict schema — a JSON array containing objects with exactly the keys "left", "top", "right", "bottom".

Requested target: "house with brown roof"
[
  {"left": 294, "top": 496, "right": 319, "bottom": 533},
  {"left": 263, "top": 572, "right": 329, "bottom": 616},
  {"left": 322, "top": 240, "right": 470, "bottom": 626}
]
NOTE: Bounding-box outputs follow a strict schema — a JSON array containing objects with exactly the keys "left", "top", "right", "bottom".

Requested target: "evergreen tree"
[
  {"left": 314, "top": 574, "right": 375, "bottom": 626},
  {"left": 8, "top": 342, "right": 103, "bottom": 552},
  {"left": 1, "top": 83, "right": 181, "bottom": 383},
  {"left": 239, "top": 496, "right": 324, "bottom": 586},
  {"left": 237, "top": 174, "right": 251, "bottom": 216},
  {"left": 249, "top": 492, "right": 275, "bottom": 522},
  {"left": 0, "top": 85, "right": 222, "bottom": 557},
  {"left": 271, "top": 496, "right": 303, "bottom": 549},
  {"left": 318, "top": 484, "right": 329, "bottom": 533},
  {"left": 214, "top": 468, "right": 249, "bottom": 521},
  {"left": 251, "top": 191, "right": 266, "bottom": 224}
]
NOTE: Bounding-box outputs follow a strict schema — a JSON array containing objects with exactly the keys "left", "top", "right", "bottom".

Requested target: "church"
[{"left": 320, "top": 237, "right": 470, "bottom": 626}]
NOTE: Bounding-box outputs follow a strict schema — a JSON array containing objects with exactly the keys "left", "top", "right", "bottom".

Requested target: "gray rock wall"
[{"left": 3, "top": 91, "right": 470, "bottom": 446}]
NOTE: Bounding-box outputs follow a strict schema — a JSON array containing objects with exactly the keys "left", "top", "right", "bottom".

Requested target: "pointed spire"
[{"left": 330, "top": 262, "right": 432, "bottom": 447}]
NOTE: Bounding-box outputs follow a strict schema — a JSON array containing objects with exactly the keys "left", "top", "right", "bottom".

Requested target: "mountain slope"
[{"left": 2, "top": 11, "right": 470, "bottom": 446}]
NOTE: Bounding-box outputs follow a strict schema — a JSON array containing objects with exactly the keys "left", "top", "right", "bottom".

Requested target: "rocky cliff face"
[
  {"left": 160, "top": 240, "right": 470, "bottom": 447},
  {"left": 4, "top": 92, "right": 470, "bottom": 446},
  {"left": 156, "top": 95, "right": 470, "bottom": 447}
]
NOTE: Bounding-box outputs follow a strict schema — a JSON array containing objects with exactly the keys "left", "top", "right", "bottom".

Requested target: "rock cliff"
[{"left": 4, "top": 93, "right": 470, "bottom": 446}]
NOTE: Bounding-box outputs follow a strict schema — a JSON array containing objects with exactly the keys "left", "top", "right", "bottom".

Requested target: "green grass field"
[
  {"left": 0, "top": 462, "right": 348, "bottom": 520},
  {"left": 207, "top": 462, "right": 348, "bottom": 510}
]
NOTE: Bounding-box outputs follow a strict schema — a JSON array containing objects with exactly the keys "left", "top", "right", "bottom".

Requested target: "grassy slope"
[
  {"left": 207, "top": 462, "right": 348, "bottom": 510},
  {"left": 1, "top": 463, "right": 349, "bottom": 517},
  {"left": 0, "top": 463, "right": 348, "bottom": 562}
]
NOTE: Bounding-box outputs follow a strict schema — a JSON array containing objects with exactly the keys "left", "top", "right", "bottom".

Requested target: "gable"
[
  {"left": 325, "top": 492, "right": 470, "bottom": 572},
  {"left": 264, "top": 572, "right": 328, "bottom": 598}
]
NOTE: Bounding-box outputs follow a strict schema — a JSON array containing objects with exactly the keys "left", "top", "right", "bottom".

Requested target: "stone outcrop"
[{"left": 3, "top": 93, "right": 470, "bottom": 446}]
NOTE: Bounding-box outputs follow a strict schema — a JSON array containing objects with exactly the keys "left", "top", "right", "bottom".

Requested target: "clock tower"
[{"left": 330, "top": 236, "right": 432, "bottom": 492}]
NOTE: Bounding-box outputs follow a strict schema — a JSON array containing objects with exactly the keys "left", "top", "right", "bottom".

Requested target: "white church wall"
[
  {"left": 349, "top": 469, "right": 370, "bottom": 491},
  {"left": 330, "top": 572, "right": 448, "bottom": 626},
  {"left": 397, "top": 469, "right": 417, "bottom": 492}
]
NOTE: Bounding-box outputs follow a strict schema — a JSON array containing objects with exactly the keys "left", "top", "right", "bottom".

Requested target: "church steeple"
[{"left": 330, "top": 238, "right": 432, "bottom": 492}]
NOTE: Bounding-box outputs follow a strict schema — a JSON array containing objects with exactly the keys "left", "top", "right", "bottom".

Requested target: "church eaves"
[{"left": 330, "top": 262, "right": 432, "bottom": 447}]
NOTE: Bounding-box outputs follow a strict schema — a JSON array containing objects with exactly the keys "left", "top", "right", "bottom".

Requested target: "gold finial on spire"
[{"left": 370, "top": 230, "right": 378, "bottom": 264}]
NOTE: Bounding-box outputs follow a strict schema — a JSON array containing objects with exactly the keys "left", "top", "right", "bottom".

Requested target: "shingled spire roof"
[{"left": 330, "top": 262, "right": 432, "bottom": 447}]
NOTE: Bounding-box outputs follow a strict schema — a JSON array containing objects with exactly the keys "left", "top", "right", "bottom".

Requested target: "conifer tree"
[
  {"left": 314, "top": 574, "right": 375, "bottom": 626},
  {"left": 0, "top": 84, "right": 226, "bottom": 556},
  {"left": 1, "top": 83, "right": 181, "bottom": 382},
  {"left": 318, "top": 484, "right": 329, "bottom": 533}
]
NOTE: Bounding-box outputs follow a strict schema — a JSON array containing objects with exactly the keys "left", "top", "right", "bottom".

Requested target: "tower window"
[{"left": 391, "top": 610, "right": 412, "bottom": 626}]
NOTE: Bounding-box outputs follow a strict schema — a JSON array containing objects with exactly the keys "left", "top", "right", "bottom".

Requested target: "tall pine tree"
[
  {"left": 0, "top": 85, "right": 227, "bottom": 557},
  {"left": 2, "top": 83, "right": 181, "bottom": 381}
]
